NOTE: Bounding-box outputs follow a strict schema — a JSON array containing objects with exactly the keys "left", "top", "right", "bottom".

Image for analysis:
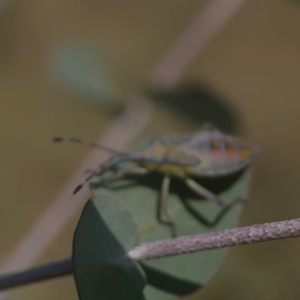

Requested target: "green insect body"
[{"left": 54, "top": 123, "right": 259, "bottom": 236}]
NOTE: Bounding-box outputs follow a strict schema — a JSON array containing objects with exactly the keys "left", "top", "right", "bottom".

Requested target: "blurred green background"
[{"left": 1, "top": 0, "right": 300, "bottom": 299}]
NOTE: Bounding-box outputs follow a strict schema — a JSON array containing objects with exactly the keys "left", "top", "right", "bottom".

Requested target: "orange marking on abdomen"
[
  {"left": 211, "top": 147, "right": 223, "bottom": 157},
  {"left": 225, "top": 148, "right": 235, "bottom": 156}
]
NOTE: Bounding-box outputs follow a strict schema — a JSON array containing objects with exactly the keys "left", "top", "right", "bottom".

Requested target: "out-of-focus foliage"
[
  {"left": 0, "top": 0, "right": 9, "bottom": 11},
  {"left": 286, "top": 0, "right": 300, "bottom": 4},
  {"left": 149, "top": 83, "right": 238, "bottom": 133},
  {"left": 49, "top": 44, "right": 116, "bottom": 107}
]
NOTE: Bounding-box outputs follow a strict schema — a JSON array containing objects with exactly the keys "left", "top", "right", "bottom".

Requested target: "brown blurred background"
[{"left": 1, "top": 0, "right": 300, "bottom": 299}]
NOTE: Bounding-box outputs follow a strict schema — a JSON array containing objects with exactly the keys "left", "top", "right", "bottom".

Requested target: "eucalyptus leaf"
[
  {"left": 50, "top": 44, "right": 115, "bottom": 106},
  {"left": 92, "top": 167, "right": 251, "bottom": 299},
  {"left": 73, "top": 195, "right": 147, "bottom": 300}
]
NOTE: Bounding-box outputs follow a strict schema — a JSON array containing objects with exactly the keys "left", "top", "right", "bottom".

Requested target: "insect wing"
[{"left": 186, "top": 130, "right": 259, "bottom": 177}]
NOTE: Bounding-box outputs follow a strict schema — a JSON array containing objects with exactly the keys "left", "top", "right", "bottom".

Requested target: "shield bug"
[{"left": 54, "top": 123, "right": 259, "bottom": 236}]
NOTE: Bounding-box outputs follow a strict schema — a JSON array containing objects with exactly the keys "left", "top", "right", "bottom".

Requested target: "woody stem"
[{"left": 1, "top": 218, "right": 300, "bottom": 291}]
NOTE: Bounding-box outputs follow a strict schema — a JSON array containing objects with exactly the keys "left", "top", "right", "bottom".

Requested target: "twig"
[
  {"left": 148, "top": 0, "right": 249, "bottom": 89},
  {"left": 1, "top": 218, "right": 300, "bottom": 291},
  {"left": 128, "top": 218, "right": 300, "bottom": 261},
  {"left": 0, "top": 259, "right": 72, "bottom": 291}
]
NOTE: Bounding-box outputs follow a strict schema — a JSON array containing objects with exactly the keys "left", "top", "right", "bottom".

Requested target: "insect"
[{"left": 54, "top": 123, "right": 259, "bottom": 236}]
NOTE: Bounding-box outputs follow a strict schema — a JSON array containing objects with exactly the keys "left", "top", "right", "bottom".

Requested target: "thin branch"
[
  {"left": 128, "top": 218, "right": 300, "bottom": 261},
  {"left": 1, "top": 218, "right": 300, "bottom": 291},
  {"left": 148, "top": 0, "right": 248, "bottom": 89},
  {"left": 0, "top": 258, "right": 72, "bottom": 291}
]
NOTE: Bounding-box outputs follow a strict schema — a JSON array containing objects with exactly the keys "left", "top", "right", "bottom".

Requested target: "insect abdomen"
[{"left": 188, "top": 131, "right": 259, "bottom": 177}]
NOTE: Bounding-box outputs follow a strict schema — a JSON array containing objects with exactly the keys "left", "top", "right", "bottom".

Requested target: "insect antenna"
[
  {"left": 53, "top": 137, "right": 139, "bottom": 194},
  {"left": 53, "top": 136, "right": 129, "bottom": 156},
  {"left": 73, "top": 172, "right": 96, "bottom": 194}
]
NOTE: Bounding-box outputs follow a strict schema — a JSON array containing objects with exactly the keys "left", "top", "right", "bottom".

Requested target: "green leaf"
[
  {"left": 50, "top": 44, "right": 116, "bottom": 106},
  {"left": 92, "top": 169, "right": 251, "bottom": 299},
  {"left": 73, "top": 195, "right": 147, "bottom": 300}
]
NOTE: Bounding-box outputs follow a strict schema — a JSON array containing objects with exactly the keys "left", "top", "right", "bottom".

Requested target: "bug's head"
[{"left": 53, "top": 136, "right": 137, "bottom": 194}]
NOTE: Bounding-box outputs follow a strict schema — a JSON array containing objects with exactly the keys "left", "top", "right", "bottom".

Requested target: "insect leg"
[
  {"left": 91, "top": 167, "right": 148, "bottom": 184},
  {"left": 181, "top": 197, "right": 246, "bottom": 227},
  {"left": 185, "top": 178, "right": 226, "bottom": 207},
  {"left": 113, "top": 167, "right": 148, "bottom": 178},
  {"left": 158, "top": 176, "right": 177, "bottom": 237},
  {"left": 85, "top": 167, "right": 147, "bottom": 176},
  {"left": 73, "top": 156, "right": 132, "bottom": 194}
]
